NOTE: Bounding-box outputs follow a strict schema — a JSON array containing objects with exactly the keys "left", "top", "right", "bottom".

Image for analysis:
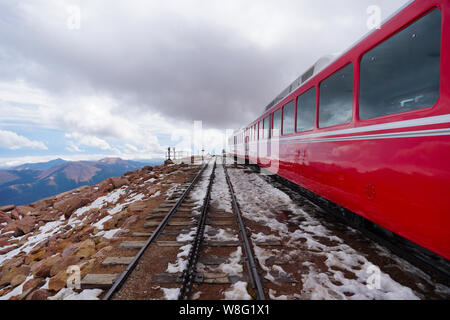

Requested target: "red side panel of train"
[{"left": 230, "top": 0, "right": 450, "bottom": 260}]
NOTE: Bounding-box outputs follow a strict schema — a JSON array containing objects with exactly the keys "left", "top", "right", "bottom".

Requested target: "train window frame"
[
  {"left": 282, "top": 100, "right": 295, "bottom": 136},
  {"left": 296, "top": 86, "right": 317, "bottom": 133},
  {"left": 272, "top": 108, "right": 282, "bottom": 137},
  {"left": 263, "top": 114, "right": 272, "bottom": 139},
  {"left": 358, "top": 8, "right": 442, "bottom": 122},
  {"left": 318, "top": 63, "right": 354, "bottom": 129},
  {"left": 258, "top": 120, "right": 262, "bottom": 140}
]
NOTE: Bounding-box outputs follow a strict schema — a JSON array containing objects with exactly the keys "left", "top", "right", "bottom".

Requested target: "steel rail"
[
  {"left": 178, "top": 159, "right": 217, "bottom": 299},
  {"left": 223, "top": 162, "right": 266, "bottom": 300},
  {"left": 103, "top": 161, "right": 210, "bottom": 300}
]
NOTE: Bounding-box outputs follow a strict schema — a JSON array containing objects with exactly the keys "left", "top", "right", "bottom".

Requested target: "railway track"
[
  {"left": 81, "top": 157, "right": 273, "bottom": 300},
  {"left": 75, "top": 158, "right": 449, "bottom": 299}
]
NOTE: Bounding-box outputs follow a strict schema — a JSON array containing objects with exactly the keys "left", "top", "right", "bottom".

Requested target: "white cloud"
[
  {"left": 0, "top": 129, "right": 48, "bottom": 150},
  {"left": 65, "top": 132, "right": 112, "bottom": 150}
]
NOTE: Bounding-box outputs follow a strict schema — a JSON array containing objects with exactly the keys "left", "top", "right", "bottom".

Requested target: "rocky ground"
[{"left": 0, "top": 162, "right": 192, "bottom": 300}]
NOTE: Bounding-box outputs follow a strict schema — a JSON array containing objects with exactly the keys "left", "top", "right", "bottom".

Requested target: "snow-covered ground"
[{"left": 226, "top": 165, "right": 450, "bottom": 300}]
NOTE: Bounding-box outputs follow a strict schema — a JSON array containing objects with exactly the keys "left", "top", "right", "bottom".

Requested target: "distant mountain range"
[{"left": 0, "top": 157, "right": 164, "bottom": 206}]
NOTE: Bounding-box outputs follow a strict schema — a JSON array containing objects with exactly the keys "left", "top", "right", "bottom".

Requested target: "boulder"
[
  {"left": 92, "top": 245, "right": 113, "bottom": 259},
  {"left": 29, "top": 289, "right": 52, "bottom": 300},
  {"left": 32, "top": 255, "right": 62, "bottom": 278},
  {"left": 15, "top": 216, "right": 36, "bottom": 235},
  {"left": 50, "top": 256, "right": 81, "bottom": 277},
  {"left": 142, "top": 166, "right": 153, "bottom": 172},
  {"left": 62, "top": 243, "right": 80, "bottom": 257},
  {"left": 23, "top": 278, "right": 45, "bottom": 293},
  {"left": 38, "top": 211, "right": 58, "bottom": 222},
  {"left": 0, "top": 266, "right": 30, "bottom": 287},
  {"left": 15, "top": 206, "right": 34, "bottom": 216},
  {"left": 0, "top": 205, "right": 15, "bottom": 212},
  {"left": 108, "top": 177, "right": 129, "bottom": 189},
  {"left": 0, "top": 257, "right": 24, "bottom": 272},
  {"left": 147, "top": 186, "right": 159, "bottom": 194},
  {"left": 54, "top": 197, "right": 90, "bottom": 219},
  {"left": 10, "top": 274, "right": 27, "bottom": 287},
  {"left": 74, "top": 239, "right": 96, "bottom": 258},
  {"left": 48, "top": 270, "right": 69, "bottom": 292},
  {"left": 121, "top": 215, "right": 138, "bottom": 229},
  {"left": 97, "top": 180, "right": 114, "bottom": 193},
  {"left": 10, "top": 209, "right": 20, "bottom": 220},
  {"left": 0, "top": 245, "right": 17, "bottom": 255},
  {"left": 0, "top": 211, "right": 12, "bottom": 224}
]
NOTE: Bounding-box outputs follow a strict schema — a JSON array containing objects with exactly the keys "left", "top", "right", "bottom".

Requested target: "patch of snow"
[
  {"left": 218, "top": 247, "right": 243, "bottom": 276},
  {"left": 74, "top": 187, "right": 127, "bottom": 217},
  {"left": 166, "top": 244, "right": 192, "bottom": 273},
  {"left": 48, "top": 288, "right": 103, "bottom": 300},
  {"left": 150, "top": 191, "right": 161, "bottom": 198},
  {"left": 160, "top": 287, "right": 180, "bottom": 300},
  {"left": 223, "top": 281, "right": 252, "bottom": 300},
  {"left": 227, "top": 167, "right": 425, "bottom": 300},
  {"left": 92, "top": 215, "right": 113, "bottom": 230},
  {"left": 269, "top": 289, "right": 288, "bottom": 300},
  {"left": 101, "top": 228, "right": 121, "bottom": 239}
]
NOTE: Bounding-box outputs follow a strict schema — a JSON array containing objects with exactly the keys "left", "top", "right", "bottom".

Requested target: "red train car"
[{"left": 229, "top": 0, "right": 450, "bottom": 272}]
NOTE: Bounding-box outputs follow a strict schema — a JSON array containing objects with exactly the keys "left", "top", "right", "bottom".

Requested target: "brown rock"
[
  {"left": 15, "top": 206, "right": 34, "bottom": 216},
  {"left": 54, "top": 197, "right": 90, "bottom": 219},
  {"left": 121, "top": 215, "right": 138, "bottom": 229},
  {"left": 147, "top": 186, "right": 159, "bottom": 194},
  {"left": 50, "top": 256, "right": 80, "bottom": 277},
  {"left": 30, "top": 199, "right": 51, "bottom": 211},
  {"left": 62, "top": 243, "right": 80, "bottom": 257},
  {"left": 0, "top": 245, "right": 17, "bottom": 255},
  {"left": 0, "top": 205, "right": 15, "bottom": 212},
  {"left": 0, "top": 266, "right": 30, "bottom": 287},
  {"left": 108, "top": 177, "right": 129, "bottom": 189},
  {"left": 16, "top": 216, "right": 36, "bottom": 235},
  {"left": 38, "top": 211, "right": 58, "bottom": 222},
  {"left": 29, "top": 289, "right": 52, "bottom": 300},
  {"left": 0, "top": 256, "right": 24, "bottom": 272},
  {"left": 33, "top": 256, "right": 63, "bottom": 278},
  {"left": 10, "top": 209, "right": 21, "bottom": 220},
  {"left": 97, "top": 180, "right": 114, "bottom": 193},
  {"left": 129, "top": 201, "right": 149, "bottom": 213},
  {"left": 93, "top": 245, "right": 113, "bottom": 259},
  {"left": 0, "top": 237, "right": 12, "bottom": 247},
  {"left": 48, "top": 270, "right": 68, "bottom": 292},
  {"left": 74, "top": 239, "right": 96, "bottom": 258},
  {"left": 10, "top": 274, "right": 27, "bottom": 287},
  {"left": 0, "top": 211, "right": 12, "bottom": 224},
  {"left": 102, "top": 217, "right": 117, "bottom": 230},
  {"left": 23, "top": 277, "right": 45, "bottom": 293}
]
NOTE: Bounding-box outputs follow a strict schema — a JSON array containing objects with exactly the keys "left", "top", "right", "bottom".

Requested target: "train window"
[
  {"left": 263, "top": 114, "right": 271, "bottom": 139},
  {"left": 297, "top": 87, "right": 316, "bottom": 132},
  {"left": 359, "top": 9, "right": 441, "bottom": 120},
  {"left": 282, "top": 100, "right": 295, "bottom": 135},
  {"left": 273, "top": 109, "right": 281, "bottom": 137},
  {"left": 319, "top": 63, "right": 353, "bottom": 128},
  {"left": 258, "top": 120, "right": 262, "bottom": 140}
]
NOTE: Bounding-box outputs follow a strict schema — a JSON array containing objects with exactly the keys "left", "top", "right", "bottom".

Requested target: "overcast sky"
[{"left": 0, "top": 0, "right": 410, "bottom": 166}]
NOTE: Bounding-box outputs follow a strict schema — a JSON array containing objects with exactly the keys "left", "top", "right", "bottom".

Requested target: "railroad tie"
[
  {"left": 152, "top": 272, "right": 246, "bottom": 284},
  {"left": 120, "top": 240, "right": 282, "bottom": 249},
  {"left": 102, "top": 257, "right": 134, "bottom": 266},
  {"left": 81, "top": 274, "right": 119, "bottom": 289}
]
